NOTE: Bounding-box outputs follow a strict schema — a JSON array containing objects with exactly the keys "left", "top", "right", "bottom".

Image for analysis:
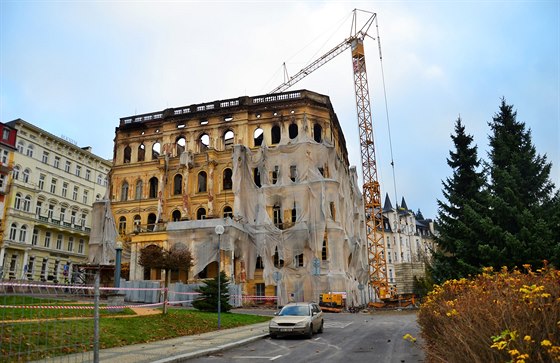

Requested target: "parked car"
[{"left": 268, "top": 302, "right": 324, "bottom": 339}]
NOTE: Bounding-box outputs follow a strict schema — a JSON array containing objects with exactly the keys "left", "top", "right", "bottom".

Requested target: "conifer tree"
[
  {"left": 432, "top": 117, "right": 488, "bottom": 282},
  {"left": 192, "top": 271, "right": 232, "bottom": 312},
  {"left": 482, "top": 99, "right": 557, "bottom": 268}
]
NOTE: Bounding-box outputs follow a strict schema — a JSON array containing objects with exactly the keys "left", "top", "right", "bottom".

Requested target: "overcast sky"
[{"left": 1, "top": 1, "right": 558, "bottom": 219}]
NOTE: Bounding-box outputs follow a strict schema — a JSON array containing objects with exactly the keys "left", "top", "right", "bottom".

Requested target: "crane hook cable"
[{"left": 376, "top": 16, "right": 399, "bottom": 212}]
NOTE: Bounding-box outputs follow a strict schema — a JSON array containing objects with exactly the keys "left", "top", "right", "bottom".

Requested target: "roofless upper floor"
[{"left": 115, "top": 90, "right": 350, "bottom": 167}]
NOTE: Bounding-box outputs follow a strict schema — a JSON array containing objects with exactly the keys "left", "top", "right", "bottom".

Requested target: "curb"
[{"left": 151, "top": 333, "right": 270, "bottom": 363}]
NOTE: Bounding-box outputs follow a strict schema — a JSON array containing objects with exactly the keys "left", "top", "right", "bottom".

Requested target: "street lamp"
[
  {"left": 114, "top": 241, "right": 123, "bottom": 289},
  {"left": 214, "top": 224, "right": 224, "bottom": 330}
]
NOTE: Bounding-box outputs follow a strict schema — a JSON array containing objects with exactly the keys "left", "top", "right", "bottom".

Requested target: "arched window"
[
  {"left": 149, "top": 177, "right": 158, "bottom": 198},
  {"left": 12, "top": 165, "right": 20, "bottom": 180},
  {"left": 289, "top": 123, "right": 298, "bottom": 139},
  {"left": 121, "top": 181, "right": 129, "bottom": 201},
  {"left": 313, "top": 123, "right": 322, "bottom": 143},
  {"left": 198, "top": 171, "right": 207, "bottom": 193},
  {"left": 23, "top": 168, "right": 30, "bottom": 183},
  {"left": 199, "top": 134, "right": 209, "bottom": 152},
  {"left": 196, "top": 207, "right": 206, "bottom": 220},
  {"left": 17, "top": 140, "right": 24, "bottom": 153},
  {"left": 172, "top": 210, "right": 181, "bottom": 221},
  {"left": 133, "top": 215, "right": 141, "bottom": 231},
  {"left": 147, "top": 213, "right": 157, "bottom": 231},
  {"left": 137, "top": 144, "right": 145, "bottom": 162},
  {"left": 135, "top": 180, "right": 143, "bottom": 200},
  {"left": 223, "top": 168, "right": 232, "bottom": 190},
  {"left": 118, "top": 216, "right": 126, "bottom": 234},
  {"left": 271, "top": 125, "right": 281, "bottom": 144},
  {"left": 152, "top": 142, "right": 161, "bottom": 160},
  {"left": 14, "top": 193, "right": 22, "bottom": 210},
  {"left": 253, "top": 128, "right": 263, "bottom": 147},
  {"left": 23, "top": 195, "right": 31, "bottom": 212},
  {"left": 9, "top": 223, "right": 17, "bottom": 241},
  {"left": 223, "top": 206, "right": 233, "bottom": 218},
  {"left": 176, "top": 136, "right": 186, "bottom": 156},
  {"left": 173, "top": 174, "right": 182, "bottom": 195},
  {"left": 123, "top": 146, "right": 131, "bottom": 164},
  {"left": 224, "top": 130, "right": 234, "bottom": 149},
  {"left": 19, "top": 225, "right": 27, "bottom": 243}
]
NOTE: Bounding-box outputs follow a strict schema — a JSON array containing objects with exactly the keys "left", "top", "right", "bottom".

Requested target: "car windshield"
[{"left": 279, "top": 305, "right": 310, "bottom": 316}]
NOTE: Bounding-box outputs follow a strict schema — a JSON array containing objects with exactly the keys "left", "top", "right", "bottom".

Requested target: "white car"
[{"left": 268, "top": 302, "right": 324, "bottom": 339}]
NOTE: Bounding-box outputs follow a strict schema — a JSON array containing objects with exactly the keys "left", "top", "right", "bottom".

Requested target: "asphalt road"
[{"left": 189, "top": 309, "right": 424, "bottom": 363}]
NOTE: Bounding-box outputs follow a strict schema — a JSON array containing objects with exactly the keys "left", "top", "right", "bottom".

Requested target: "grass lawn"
[{"left": 1, "top": 308, "right": 271, "bottom": 362}]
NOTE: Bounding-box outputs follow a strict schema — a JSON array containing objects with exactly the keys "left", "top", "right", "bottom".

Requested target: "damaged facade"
[{"left": 110, "top": 90, "right": 371, "bottom": 306}]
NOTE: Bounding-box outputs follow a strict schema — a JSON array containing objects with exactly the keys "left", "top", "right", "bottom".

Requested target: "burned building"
[{"left": 110, "top": 90, "right": 370, "bottom": 306}]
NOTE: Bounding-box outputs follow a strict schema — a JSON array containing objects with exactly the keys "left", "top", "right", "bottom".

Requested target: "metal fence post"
[{"left": 94, "top": 269, "right": 100, "bottom": 363}]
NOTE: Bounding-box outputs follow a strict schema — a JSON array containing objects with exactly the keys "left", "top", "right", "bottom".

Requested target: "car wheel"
[
  {"left": 306, "top": 324, "right": 313, "bottom": 339},
  {"left": 318, "top": 320, "right": 324, "bottom": 333}
]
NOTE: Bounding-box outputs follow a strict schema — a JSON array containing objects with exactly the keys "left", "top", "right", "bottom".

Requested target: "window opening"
[
  {"left": 223, "top": 206, "right": 233, "bottom": 218},
  {"left": 173, "top": 174, "right": 183, "bottom": 195},
  {"left": 121, "top": 181, "right": 129, "bottom": 201},
  {"left": 123, "top": 146, "right": 131, "bottom": 163},
  {"left": 198, "top": 171, "right": 207, "bottom": 192},
  {"left": 147, "top": 213, "right": 157, "bottom": 231},
  {"left": 273, "top": 247, "right": 284, "bottom": 268},
  {"left": 253, "top": 168, "right": 261, "bottom": 188},
  {"left": 271, "top": 125, "right": 281, "bottom": 144},
  {"left": 176, "top": 136, "right": 186, "bottom": 156},
  {"left": 199, "top": 134, "right": 209, "bottom": 152},
  {"left": 172, "top": 210, "right": 181, "bottom": 221},
  {"left": 135, "top": 180, "right": 143, "bottom": 200},
  {"left": 322, "top": 239, "right": 328, "bottom": 261},
  {"left": 137, "top": 144, "right": 145, "bottom": 162},
  {"left": 152, "top": 142, "right": 160, "bottom": 160},
  {"left": 289, "top": 123, "right": 298, "bottom": 139},
  {"left": 149, "top": 177, "right": 158, "bottom": 198},
  {"left": 313, "top": 123, "right": 322, "bottom": 143},
  {"left": 224, "top": 130, "right": 234, "bottom": 149},
  {"left": 196, "top": 208, "right": 206, "bottom": 220},
  {"left": 118, "top": 216, "right": 126, "bottom": 234},
  {"left": 253, "top": 128, "right": 263, "bottom": 147},
  {"left": 223, "top": 168, "right": 233, "bottom": 190},
  {"left": 290, "top": 165, "right": 297, "bottom": 182}
]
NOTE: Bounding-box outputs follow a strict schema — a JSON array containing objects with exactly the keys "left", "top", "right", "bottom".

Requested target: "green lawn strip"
[
  {"left": 0, "top": 296, "right": 136, "bottom": 320},
  {"left": 1, "top": 309, "right": 270, "bottom": 362}
]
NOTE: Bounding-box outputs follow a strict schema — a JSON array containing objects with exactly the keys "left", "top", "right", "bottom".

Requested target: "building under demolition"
[{"left": 110, "top": 90, "right": 372, "bottom": 306}]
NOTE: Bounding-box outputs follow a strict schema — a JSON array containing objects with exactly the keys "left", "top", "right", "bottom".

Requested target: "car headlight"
[
  {"left": 269, "top": 321, "right": 279, "bottom": 328},
  {"left": 294, "top": 321, "right": 308, "bottom": 328}
]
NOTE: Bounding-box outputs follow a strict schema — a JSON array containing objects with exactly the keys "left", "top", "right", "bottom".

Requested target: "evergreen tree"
[
  {"left": 192, "top": 271, "right": 232, "bottom": 312},
  {"left": 482, "top": 99, "right": 558, "bottom": 268},
  {"left": 432, "top": 117, "right": 489, "bottom": 282}
]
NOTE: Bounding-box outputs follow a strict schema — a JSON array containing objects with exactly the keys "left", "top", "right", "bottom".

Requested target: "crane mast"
[
  {"left": 269, "top": 9, "right": 391, "bottom": 301},
  {"left": 350, "top": 37, "right": 390, "bottom": 300}
]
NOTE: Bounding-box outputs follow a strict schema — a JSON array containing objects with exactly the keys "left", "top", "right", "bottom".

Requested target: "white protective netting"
[{"left": 166, "top": 123, "right": 369, "bottom": 305}]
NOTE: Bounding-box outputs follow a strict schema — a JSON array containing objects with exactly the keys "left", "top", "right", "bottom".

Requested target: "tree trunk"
[{"left": 163, "top": 268, "right": 169, "bottom": 315}]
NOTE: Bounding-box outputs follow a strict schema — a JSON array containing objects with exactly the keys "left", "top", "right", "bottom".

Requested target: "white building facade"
[{"left": 0, "top": 119, "right": 111, "bottom": 282}]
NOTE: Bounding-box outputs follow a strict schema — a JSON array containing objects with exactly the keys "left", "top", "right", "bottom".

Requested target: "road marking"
[
  {"left": 231, "top": 355, "right": 283, "bottom": 361},
  {"left": 325, "top": 321, "right": 353, "bottom": 329}
]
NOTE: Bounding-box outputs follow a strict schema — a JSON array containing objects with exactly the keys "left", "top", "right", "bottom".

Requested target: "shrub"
[{"left": 418, "top": 265, "right": 559, "bottom": 363}]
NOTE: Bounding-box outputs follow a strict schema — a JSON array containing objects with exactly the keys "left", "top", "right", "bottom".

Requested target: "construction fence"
[{"left": 1, "top": 274, "right": 277, "bottom": 363}]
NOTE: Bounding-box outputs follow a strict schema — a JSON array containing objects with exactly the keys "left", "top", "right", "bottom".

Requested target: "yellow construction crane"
[{"left": 269, "top": 9, "right": 392, "bottom": 301}]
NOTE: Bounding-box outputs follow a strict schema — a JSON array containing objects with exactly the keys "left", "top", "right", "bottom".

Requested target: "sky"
[{"left": 1, "top": 1, "right": 558, "bottom": 219}]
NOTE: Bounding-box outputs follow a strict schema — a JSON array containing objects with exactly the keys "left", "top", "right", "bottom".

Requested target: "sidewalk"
[{"left": 48, "top": 320, "right": 270, "bottom": 363}]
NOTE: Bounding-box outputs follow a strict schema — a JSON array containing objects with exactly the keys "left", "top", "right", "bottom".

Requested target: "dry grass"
[{"left": 418, "top": 265, "right": 560, "bottom": 363}]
